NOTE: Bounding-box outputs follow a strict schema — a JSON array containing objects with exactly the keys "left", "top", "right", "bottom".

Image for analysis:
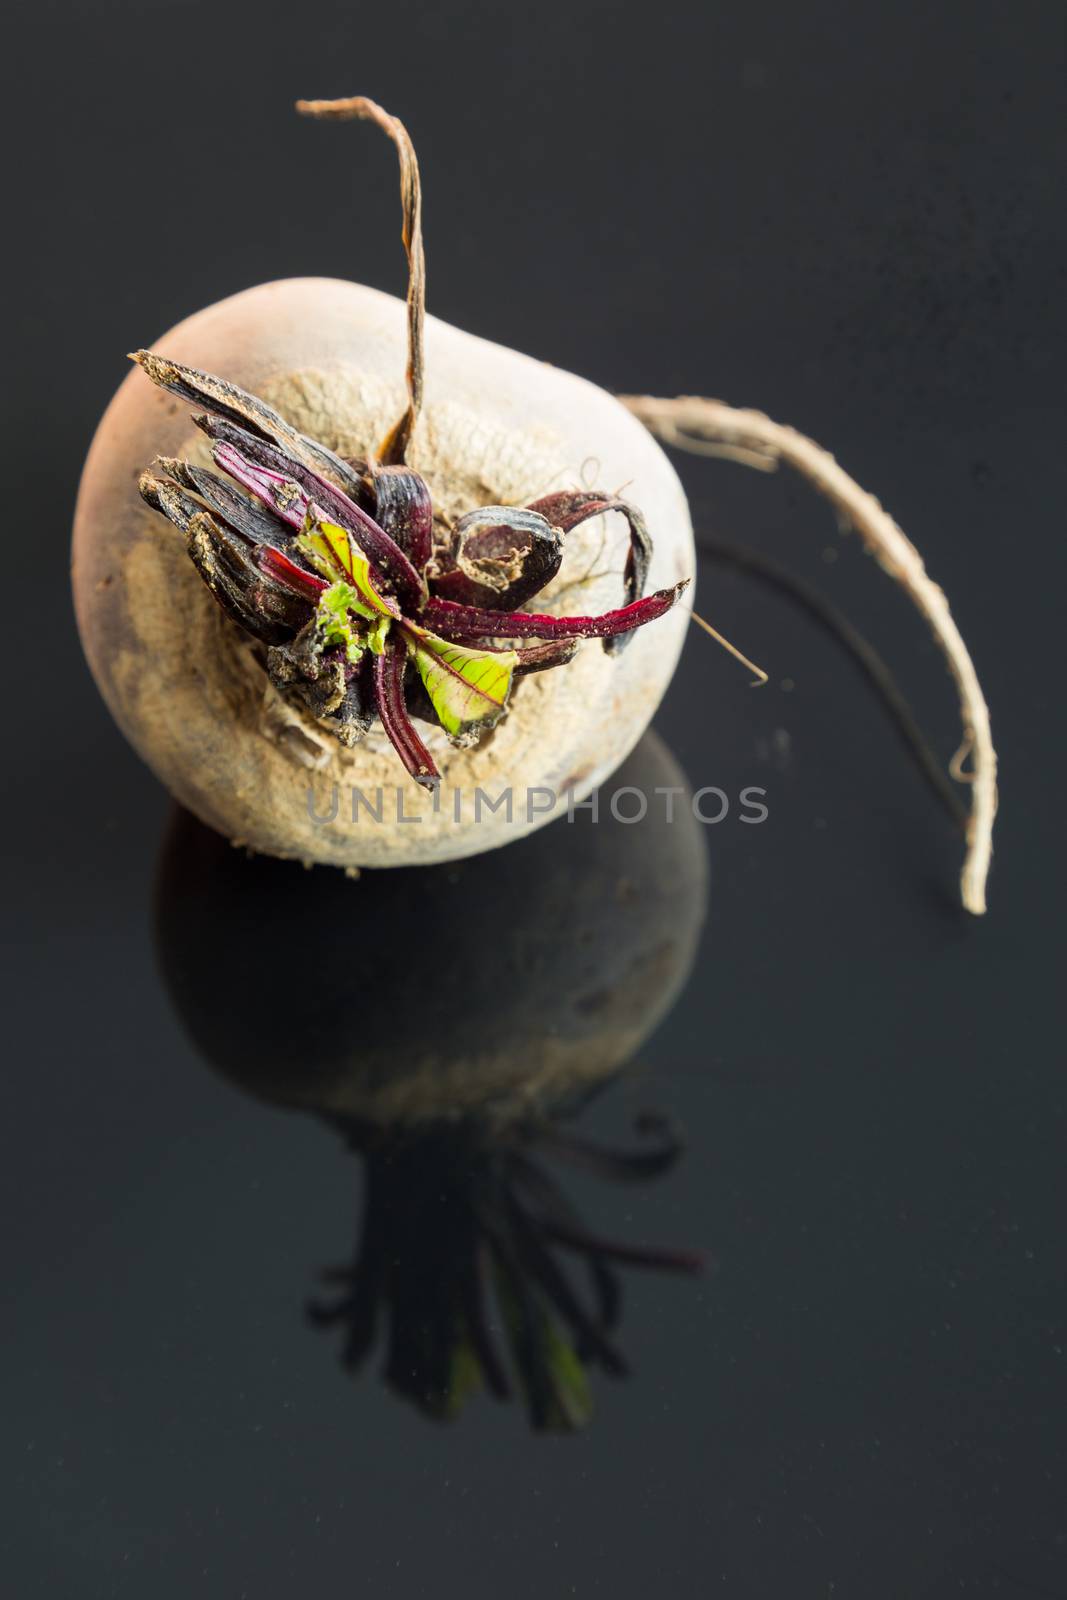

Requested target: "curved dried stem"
[
  {"left": 620, "top": 394, "right": 997, "bottom": 914},
  {"left": 296, "top": 95, "right": 425, "bottom": 466}
]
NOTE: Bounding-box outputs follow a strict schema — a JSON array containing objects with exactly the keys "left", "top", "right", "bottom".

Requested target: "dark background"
[{"left": 3, "top": 1, "right": 1065, "bottom": 1595}]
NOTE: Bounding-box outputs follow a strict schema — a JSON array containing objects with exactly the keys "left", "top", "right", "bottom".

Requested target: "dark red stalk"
[
  {"left": 130, "top": 349, "right": 369, "bottom": 504},
  {"left": 196, "top": 415, "right": 427, "bottom": 608},
  {"left": 373, "top": 638, "right": 440, "bottom": 789},
  {"left": 213, "top": 442, "right": 314, "bottom": 532},
  {"left": 156, "top": 457, "right": 292, "bottom": 552},
  {"left": 194, "top": 413, "right": 374, "bottom": 516},
  {"left": 529, "top": 491, "right": 653, "bottom": 655},
  {"left": 255, "top": 545, "right": 328, "bottom": 602},
  {"left": 529, "top": 490, "right": 652, "bottom": 601},
  {"left": 421, "top": 581, "right": 689, "bottom": 642},
  {"left": 184, "top": 521, "right": 287, "bottom": 644},
  {"left": 369, "top": 464, "right": 434, "bottom": 570}
]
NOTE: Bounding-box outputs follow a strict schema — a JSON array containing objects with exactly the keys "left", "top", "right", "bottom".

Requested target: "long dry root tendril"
[
  {"left": 620, "top": 394, "right": 997, "bottom": 915},
  {"left": 296, "top": 95, "right": 425, "bottom": 466}
]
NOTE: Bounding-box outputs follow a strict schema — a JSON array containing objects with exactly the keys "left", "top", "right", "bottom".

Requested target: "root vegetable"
[
  {"left": 73, "top": 94, "right": 996, "bottom": 907},
  {"left": 74, "top": 218, "right": 692, "bottom": 862}
]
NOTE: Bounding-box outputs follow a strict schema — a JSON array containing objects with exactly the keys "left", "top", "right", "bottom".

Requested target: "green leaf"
[
  {"left": 296, "top": 518, "right": 401, "bottom": 620},
  {"left": 315, "top": 581, "right": 366, "bottom": 663},
  {"left": 404, "top": 625, "right": 517, "bottom": 739},
  {"left": 364, "top": 614, "right": 392, "bottom": 656}
]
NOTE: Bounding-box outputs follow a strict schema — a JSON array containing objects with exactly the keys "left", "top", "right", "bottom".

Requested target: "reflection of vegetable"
[
  {"left": 155, "top": 733, "right": 707, "bottom": 1123},
  {"left": 306, "top": 1113, "right": 703, "bottom": 1431},
  {"left": 155, "top": 733, "right": 708, "bottom": 1428}
]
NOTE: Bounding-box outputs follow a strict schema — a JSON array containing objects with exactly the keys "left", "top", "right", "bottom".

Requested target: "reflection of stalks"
[
  {"left": 307, "top": 1112, "right": 704, "bottom": 1432},
  {"left": 695, "top": 536, "right": 968, "bottom": 833},
  {"left": 620, "top": 394, "right": 997, "bottom": 915}
]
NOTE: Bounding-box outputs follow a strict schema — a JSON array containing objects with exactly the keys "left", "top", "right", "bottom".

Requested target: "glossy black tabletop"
[{"left": 4, "top": 2, "right": 1064, "bottom": 1594}]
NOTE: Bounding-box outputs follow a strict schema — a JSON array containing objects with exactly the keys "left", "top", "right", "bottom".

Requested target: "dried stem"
[
  {"left": 620, "top": 394, "right": 996, "bottom": 914},
  {"left": 689, "top": 609, "right": 768, "bottom": 686},
  {"left": 296, "top": 95, "right": 425, "bottom": 465}
]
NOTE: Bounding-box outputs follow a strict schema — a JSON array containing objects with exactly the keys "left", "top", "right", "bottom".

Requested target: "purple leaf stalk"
[{"left": 136, "top": 351, "right": 688, "bottom": 790}]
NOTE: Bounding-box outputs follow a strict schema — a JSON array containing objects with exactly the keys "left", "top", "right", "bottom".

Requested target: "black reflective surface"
[{"left": 6, "top": 1, "right": 1065, "bottom": 1594}]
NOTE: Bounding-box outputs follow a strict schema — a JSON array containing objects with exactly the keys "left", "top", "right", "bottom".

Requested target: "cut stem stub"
[
  {"left": 296, "top": 95, "right": 426, "bottom": 466},
  {"left": 620, "top": 394, "right": 997, "bottom": 916}
]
